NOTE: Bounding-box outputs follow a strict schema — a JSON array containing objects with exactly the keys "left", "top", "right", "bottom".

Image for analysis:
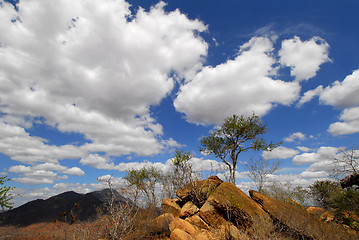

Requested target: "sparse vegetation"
[
  {"left": 162, "top": 149, "right": 201, "bottom": 199},
  {"left": 245, "top": 157, "right": 280, "bottom": 192},
  {"left": 262, "top": 183, "right": 310, "bottom": 207}
]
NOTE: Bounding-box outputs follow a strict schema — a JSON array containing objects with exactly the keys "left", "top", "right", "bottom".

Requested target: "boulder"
[
  {"left": 320, "top": 211, "right": 335, "bottom": 223},
  {"left": 198, "top": 201, "right": 227, "bottom": 228},
  {"left": 177, "top": 176, "right": 223, "bottom": 207},
  {"left": 250, "top": 190, "right": 352, "bottom": 240},
  {"left": 162, "top": 198, "right": 182, "bottom": 217},
  {"left": 307, "top": 207, "right": 325, "bottom": 219},
  {"left": 180, "top": 201, "right": 199, "bottom": 218},
  {"left": 202, "top": 182, "right": 270, "bottom": 233},
  {"left": 169, "top": 217, "right": 196, "bottom": 235},
  {"left": 193, "top": 230, "right": 214, "bottom": 240},
  {"left": 170, "top": 228, "right": 193, "bottom": 240},
  {"left": 185, "top": 214, "right": 210, "bottom": 230}
]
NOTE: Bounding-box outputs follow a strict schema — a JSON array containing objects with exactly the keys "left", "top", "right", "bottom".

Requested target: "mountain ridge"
[{"left": 1, "top": 188, "right": 125, "bottom": 226}]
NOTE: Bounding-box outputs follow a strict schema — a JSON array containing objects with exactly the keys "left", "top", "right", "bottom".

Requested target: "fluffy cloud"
[
  {"left": 279, "top": 36, "right": 330, "bottom": 81},
  {"left": 292, "top": 146, "right": 340, "bottom": 165},
  {"left": 0, "top": 121, "right": 84, "bottom": 164},
  {"left": 63, "top": 167, "right": 85, "bottom": 176},
  {"left": 300, "top": 170, "right": 329, "bottom": 179},
  {"left": 262, "top": 146, "right": 299, "bottom": 160},
  {"left": 328, "top": 107, "right": 359, "bottom": 135},
  {"left": 0, "top": 1, "right": 207, "bottom": 165},
  {"left": 8, "top": 162, "right": 85, "bottom": 184},
  {"left": 174, "top": 36, "right": 300, "bottom": 125},
  {"left": 313, "top": 69, "right": 359, "bottom": 135},
  {"left": 284, "top": 132, "right": 307, "bottom": 142},
  {"left": 296, "top": 85, "right": 323, "bottom": 107},
  {"left": 80, "top": 154, "right": 223, "bottom": 175},
  {"left": 320, "top": 69, "right": 359, "bottom": 108}
]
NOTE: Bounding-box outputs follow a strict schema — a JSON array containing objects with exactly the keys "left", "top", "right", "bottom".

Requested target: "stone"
[
  {"left": 320, "top": 211, "right": 335, "bottom": 223},
  {"left": 185, "top": 214, "right": 210, "bottom": 230},
  {"left": 169, "top": 217, "right": 196, "bottom": 235},
  {"left": 193, "top": 230, "right": 214, "bottom": 240},
  {"left": 177, "top": 176, "right": 223, "bottom": 208},
  {"left": 198, "top": 200, "right": 227, "bottom": 228},
  {"left": 307, "top": 207, "right": 325, "bottom": 219},
  {"left": 204, "top": 182, "right": 270, "bottom": 232},
  {"left": 250, "top": 190, "right": 351, "bottom": 240},
  {"left": 180, "top": 201, "right": 199, "bottom": 218},
  {"left": 148, "top": 213, "right": 174, "bottom": 235},
  {"left": 162, "top": 198, "right": 182, "bottom": 217},
  {"left": 170, "top": 228, "right": 193, "bottom": 240}
]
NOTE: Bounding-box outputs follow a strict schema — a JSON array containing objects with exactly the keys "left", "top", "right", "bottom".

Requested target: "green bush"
[{"left": 0, "top": 176, "right": 15, "bottom": 212}]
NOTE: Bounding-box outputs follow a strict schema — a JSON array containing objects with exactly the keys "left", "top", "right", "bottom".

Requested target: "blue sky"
[{"left": 1, "top": 0, "right": 359, "bottom": 207}]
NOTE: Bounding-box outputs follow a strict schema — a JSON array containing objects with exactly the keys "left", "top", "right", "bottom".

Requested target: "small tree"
[
  {"left": 164, "top": 149, "right": 200, "bottom": 197},
  {"left": 200, "top": 113, "right": 280, "bottom": 184},
  {"left": 0, "top": 176, "right": 15, "bottom": 212},
  {"left": 309, "top": 180, "right": 341, "bottom": 209},
  {"left": 245, "top": 157, "right": 280, "bottom": 192},
  {"left": 124, "top": 166, "right": 163, "bottom": 208}
]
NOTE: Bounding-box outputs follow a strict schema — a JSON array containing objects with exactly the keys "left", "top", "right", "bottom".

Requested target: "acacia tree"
[
  {"left": 245, "top": 157, "right": 280, "bottom": 192},
  {"left": 200, "top": 114, "right": 280, "bottom": 184}
]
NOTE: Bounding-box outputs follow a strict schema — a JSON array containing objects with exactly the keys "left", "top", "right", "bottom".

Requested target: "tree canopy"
[{"left": 200, "top": 113, "right": 280, "bottom": 184}]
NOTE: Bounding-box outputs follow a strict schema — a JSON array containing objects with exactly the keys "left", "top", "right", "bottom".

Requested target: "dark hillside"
[{"left": 1, "top": 189, "right": 122, "bottom": 226}]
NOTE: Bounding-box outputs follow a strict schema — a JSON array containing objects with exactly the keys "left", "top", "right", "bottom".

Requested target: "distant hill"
[{"left": 1, "top": 188, "right": 128, "bottom": 226}]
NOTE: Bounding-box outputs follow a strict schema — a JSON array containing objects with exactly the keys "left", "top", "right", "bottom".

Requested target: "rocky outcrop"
[
  {"left": 250, "top": 190, "right": 347, "bottom": 239},
  {"left": 307, "top": 206, "right": 325, "bottom": 219},
  {"left": 126, "top": 176, "right": 357, "bottom": 240},
  {"left": 176, "top": 176, "right": 223, "bottom": 207}
]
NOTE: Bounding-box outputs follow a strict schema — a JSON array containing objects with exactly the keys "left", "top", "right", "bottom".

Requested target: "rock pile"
[{"left": 125, "top": 176, "right": 357, "bottom": 240}]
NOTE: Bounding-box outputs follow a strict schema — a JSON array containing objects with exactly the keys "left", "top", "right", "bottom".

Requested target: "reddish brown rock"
[
  {"left": 177, "top": 176, "right": 223, "bottom": 207},
  {"left": 203, "top": 182, "right": 270, "bottom": 232},
  {"left": 307, "top": 207, "right": 325, "bottom": 219},
  {"left": 320, "top": 211, "right": 335, "bottom": 222},
  {"left": 170, "top": 228, "right": 193, "bottom": 240},
  {"left": 162, "top": 198, "right": 182, "bottom": 217},
  {"left": 169, "top": 217, "right": 196, "bottom": 235},
  {"left": 193, "top": 230, "right": 214, "bottom": 240},
  {"left": 198, "top": 201, "right": 227, "bottom": 228},
  {"left": 185, "top": 214, "right": 210, "bottom": 230},
  {"left": 250, "top": 190, "right": 352, "bottom": 240},
  {"left": 180, "top": 201, "right": 199, "bottom": 218}
]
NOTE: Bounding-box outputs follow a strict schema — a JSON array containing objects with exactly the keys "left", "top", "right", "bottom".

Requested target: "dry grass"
[
  {"left": 0, "top": 220, "right": 107, "bottom": 240},
  {"left": 0, "top": 207, "right": 162, "bottom": 240}
]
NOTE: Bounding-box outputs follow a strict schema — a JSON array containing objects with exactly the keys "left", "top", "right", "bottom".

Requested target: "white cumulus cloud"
[
  {"left": 328, "top": 107, "right": 359, "bottom": 135},
  {"left": 284, "top": 132, "right": 307, "bottom": 142},
  {"left": 262, "top": 146, "right": 300, "bottom": 160},
  {"left": 0, "top": 0, "right": 207, "bottom": 167},
  {"left": 279, "top": 36, "right": 330, "bottom": 81},
  {"left": 174, "top": 36, "right": 300, "bottom": 125},
  {"left": 292, "top": 146, "right": 340, "bottom": 165},
  {"left": 320, "top": 69, "right": 359, "bottom": 108},
  {"left": 296, "top": 85, "right": 323, "bottom": 107}
]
